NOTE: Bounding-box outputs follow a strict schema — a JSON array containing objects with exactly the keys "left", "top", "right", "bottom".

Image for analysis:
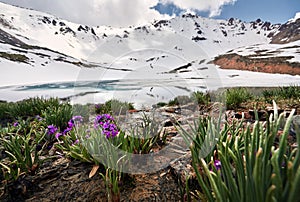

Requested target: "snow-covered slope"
[
  {"left": 0, "top": 2, "right": 279, "bottom": 62},
  {"left": 288, "top": 12, "right": 300, "bottom": 23}
]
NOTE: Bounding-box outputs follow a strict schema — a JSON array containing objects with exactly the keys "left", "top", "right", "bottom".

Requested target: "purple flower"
[
  {"left": 94, "top": 114, "right": 118, "bottom": 138},
  {"left": 214, "top": 160, "right": 221, "bottom": 171},
  {"left": 103, "top": 122, "right": 109, "bottom": 129},
  {"left": 67, "top": 115, "right": 83, "bottom": 129},
  {"left": 73, "top": 139, "right": 79, "bottom": 145},
  {"left": 55, "top": 132, "right": 63, "bottom": 139},
  {"left": 47, "top": 125, "right": 58, "bottom": 135},
  {"left": 63, "top": 127, "right": 72, "bottom": 135},
  {"left": 72, "top": 115, "right": 83, "bottom": 123},
  {"left": 68, "top": 119, "right": 75, "bottom": 128},
  {"left": 35, "top": 115, "right": 43, "bottom": 121},
  {"left": 13, "top": 122, "right": 19, "bottom": 127}
]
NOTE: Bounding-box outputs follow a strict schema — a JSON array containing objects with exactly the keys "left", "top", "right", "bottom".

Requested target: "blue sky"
[
  {"left": 217, "top": 0, "right": 300, "bottom": 23},
  {"left": 154, "top": 0, "right": 300, "bottom": 23},
  {"left": 0, "top": 0, "right": 299, "bottom": 26}
]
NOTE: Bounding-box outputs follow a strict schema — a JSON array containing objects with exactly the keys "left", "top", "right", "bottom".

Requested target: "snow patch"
[{"left": 288, "top": 12, "right": 300, "bottom": 23}]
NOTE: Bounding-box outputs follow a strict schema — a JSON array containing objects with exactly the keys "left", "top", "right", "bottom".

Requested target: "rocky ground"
[
  {"left": 1, "top": 101, "right": 299, "bottom": 201},
  {"left": 214, "top": 53, "right": 300, "bottom": 75}
]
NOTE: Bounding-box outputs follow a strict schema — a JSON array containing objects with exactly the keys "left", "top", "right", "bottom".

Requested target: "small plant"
[
  {"left": 72, "top": 104, "right": 91, "bottom": 122},
  {"left": 0, "top": 102, "right": 10, "bottom": 125},
  {"left": 121, "top": 112, "right": 164, "bottom": 154},
  {"left": 0, "top": 120, "right": 48, "bottom": 182},
  {"left": 180, "top": 102, "right": 300, "bottom": 201},
  {"left": 263, "top": 85, "right": 300, "bottom": 102},
  {"left": 191, "top": 91, "right": 211, "bottom": 105},
  {"left": 76, "top": 115, "right": 124, "bottom": 202},
  {"left": 95, "top": 99, "right": 134, "bottom": 115},
  {"left": 155, "top": 102, "right": 167, "bottom": 107},
  {"left": 55, "top": 116, "right": 94, "bottom": 163},
  {"left": 224, "top": 87, "right": 253, "bottom": 109},
  {"left": 0, "top": 97, "right": 62, "bottom": 122},
  {"left": 168, "top": 95, "right": 192, "bottom": 106},
  {"left": 42, "top": 103, "right": 72, "bottom": 132},
  {"left": 55, "top": 112, "right": 166, "bottom": 201}
]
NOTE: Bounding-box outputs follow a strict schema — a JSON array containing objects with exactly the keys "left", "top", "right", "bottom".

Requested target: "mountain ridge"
[{"left": 0, "top": 1, "right": 286, "bottom": 62}]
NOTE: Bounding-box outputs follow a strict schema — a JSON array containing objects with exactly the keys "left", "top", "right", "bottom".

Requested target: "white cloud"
[
  {"left": 0, "top": 0, "right": 236, "bottom": 27},
  {"left": 0, "top": 0, "right": 166, "bottom": 27},
  {"left": 161, "top": 0, "right": 237, "bottom": 17}
]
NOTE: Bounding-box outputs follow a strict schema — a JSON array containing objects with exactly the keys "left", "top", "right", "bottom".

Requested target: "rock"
[
  {"left": 271, "top": 18, "right": 300, "bottom": 44},
  {"left": 161, "top": 126, "right": 177, "bottom": 137},
  {"left": 128, "top": 109, "right": 139, "bottom": 113},
  {"left": 163, "top": 119, "right": 173, "bottom": 127},
  {"left": 291, "top": 115, "right": 300, "bottom": 137},
  {"left": 234, "top": 112, "right": 243, "bottom": 119},
  {"left": 169, "top": 152, "right": 198, "bottom": 186},
  {"left": 181, "top": 103, "right": 198, "bottom": 111},
  {"left": 249, "top": 109, "right": 267, "bottom": 121},
  {"left": 91, "top": 28, "right": 96, "bottom": 36},
  {"left": 228, "top": 18, "right": 234, "bottom": 26},
  {"left": 262, "top": 21, "right": 271, "bottom": 31},
  {"left": 59, "top": 21, "right": 65, "bottom": 26},
  {"left": 192, "top": 36, "right": 207, "bottom": 42},
  {"left": 52, "top": 20, "right": 57, "bottom": 26},
  {"left": 163, "top": 106, "right": 181, "bottom": 114}
]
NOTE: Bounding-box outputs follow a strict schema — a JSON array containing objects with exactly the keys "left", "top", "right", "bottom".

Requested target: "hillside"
[{"left": 214, "top": 13, "right": 300, "bottom": 74}]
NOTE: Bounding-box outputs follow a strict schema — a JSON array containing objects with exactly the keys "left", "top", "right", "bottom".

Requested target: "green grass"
[
  {"left": 179, "top": 102, "right": 300, "bottom": 201},
  {"left": 263, "top": 85, "right": 300, "bottom": 102},
  {"left": 168, "top": 95, "right": 193, "bottom": 106},
  {"left": 42, "top": 104, "right": 72, "bottom": 131},
  {"left": 0, "top": 97, "right": 60, "bottom": 121},
  {"left": 0, "top": 97, "right": 72, "bottom": 130},
  {"left": 95, "top": 99, "right": 134, "bottom": 115},
  {"left": 0, "top": 52, "right": 29, "bottom": 63},
  {"left": 191, "top": 91, "right": 211, "bottom": 105},
  {"left": 224, "top": 87, "right": 253, "bottom": 109}
]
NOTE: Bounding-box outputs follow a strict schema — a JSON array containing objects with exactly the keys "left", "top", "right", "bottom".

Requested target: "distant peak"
[{"left": 288, "top": 12, "right": 300, "bottom": 23}]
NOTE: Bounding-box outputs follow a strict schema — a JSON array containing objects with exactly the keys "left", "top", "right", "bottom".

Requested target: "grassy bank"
[{"left": 0, "top": 85, "right": 299, "bottom": 201}]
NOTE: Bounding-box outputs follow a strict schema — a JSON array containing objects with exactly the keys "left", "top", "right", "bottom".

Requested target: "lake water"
[{"left": 1, "top": 66, "right": 300, "bottom": 109}]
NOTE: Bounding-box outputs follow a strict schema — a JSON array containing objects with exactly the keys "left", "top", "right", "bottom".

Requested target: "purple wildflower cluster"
[
  {"left": 53, "top": 116, "right": 83, "bottom": 139},
  {"left": 63, "top": 115, "right": 83, "bottom": 134},
  {"left": 94, "top": 114, "right": 118, "bottom": 138},
  {"left": 47, "top": 125, "right": 58, "bottom": 135}
]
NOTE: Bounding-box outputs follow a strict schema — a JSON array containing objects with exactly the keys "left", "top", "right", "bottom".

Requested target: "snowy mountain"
[
  {"left": 214, "top": 12, "right": 300, "bottom": 76},
  {"left": 271, "top": 12, "right": 300, "bottom": 44},
  {"left": 0, "top": 2, "right": 299, "bottom": 105},
  {"left": 0, "top": 2, "right": 281, "bottom": 62}
]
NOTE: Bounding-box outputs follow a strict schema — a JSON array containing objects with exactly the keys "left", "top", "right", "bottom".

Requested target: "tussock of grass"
[
  {"left": 224, "top": 87, "right": 253, "bottom": 109},
  {"left": 263, "top": 85, "right": 300, "bottom": 101},
  {"left": 0, "top": 97, "right": 70, "bottom": 126},
  {"left": 95, "top": 99, "right": 135, "bottom": 115}
]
